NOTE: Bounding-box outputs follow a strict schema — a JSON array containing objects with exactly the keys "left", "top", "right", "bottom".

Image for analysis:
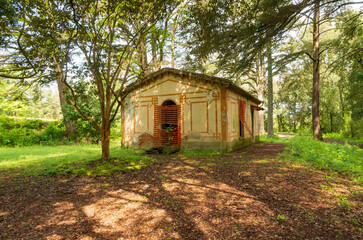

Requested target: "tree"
[
  {"left": 267, "top": 41, "right": 274, "bottom": 137},
  {"left": 312, "top": 0, "right": 322, "bottom": 140},
  {"left": 0, "top": 0, "right": 77, "bottom": 135},
  {"left": 62, "top": 0, "right": 174, "bottom": 159},
  {"left": 180, "top": 0, "right": 360, "bottom": 138}
]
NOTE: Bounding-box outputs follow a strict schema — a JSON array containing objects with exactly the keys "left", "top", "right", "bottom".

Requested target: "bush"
[
  {"left": 0, "top": 116, "right": 65, "bottom": 146},
  {"left": 286, "top": 136, "right": 363, "bottom": 183},
  {"left": 38, "top": 121, "right": 65, "bottom": 142},
  {"left": 69, "top": 118, "right": 100, "bottom": 143}
]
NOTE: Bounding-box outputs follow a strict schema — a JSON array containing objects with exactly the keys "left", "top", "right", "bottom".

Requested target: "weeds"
[{"left": 285, "top": 136, "right": 363, "bottom": 183}]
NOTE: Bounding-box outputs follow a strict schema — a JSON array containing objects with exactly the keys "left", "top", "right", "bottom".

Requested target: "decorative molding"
[{"left": 190, "top": 101, "right": 209, "bottom": 134}]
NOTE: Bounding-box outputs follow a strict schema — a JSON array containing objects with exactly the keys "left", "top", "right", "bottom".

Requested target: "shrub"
[
  {"left": 38, "top": 121, "right": 65, "bottom": 142},
  {"left": 0, "top": 116, "right": 65, "bottom": 146},
  {"left": 69, "top": 118, "right": 100, "bottom": 143}
]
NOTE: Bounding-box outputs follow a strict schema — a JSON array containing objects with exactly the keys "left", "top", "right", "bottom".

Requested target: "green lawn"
[{"left": 0, "top": 144, "right": 153, "bottom": 176}]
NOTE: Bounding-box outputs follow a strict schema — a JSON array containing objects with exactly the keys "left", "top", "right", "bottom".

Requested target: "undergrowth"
[
  {"left": 285, "top": 136, "right": 363, "bottom": 184},
  {"left": 324, "top": 132, "right": 363, "bottom": 145}
]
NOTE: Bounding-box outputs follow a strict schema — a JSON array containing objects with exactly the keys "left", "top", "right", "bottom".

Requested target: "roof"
[{"left": 126, "top": 68, "right": 262, "bottom": 105}]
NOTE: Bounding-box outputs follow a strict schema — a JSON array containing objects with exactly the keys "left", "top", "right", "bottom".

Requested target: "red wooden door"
[{"left": 154, "top": 105, "right": 181, "bottom": 149}]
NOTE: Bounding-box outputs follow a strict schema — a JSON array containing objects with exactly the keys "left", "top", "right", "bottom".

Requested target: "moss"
[
  {"left": 181, "top": 141, "right": 227, "bottom": 152},
  {"left": 229, "top": 137, "right": 253, "bottom": 151},
  {"left": 181, "top": 138, "right": 254, "bottom": 152}
]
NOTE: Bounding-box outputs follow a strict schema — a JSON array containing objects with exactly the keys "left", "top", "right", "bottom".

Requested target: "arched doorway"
[
  {"left": 161, "top": 100, "right": 177, "bottom": 130},
  {"left": 153, "top": 100, "right": 181, "bottom": 148},
  {"left": 162, "top": 100, "right": 176, "bottom": 106}
]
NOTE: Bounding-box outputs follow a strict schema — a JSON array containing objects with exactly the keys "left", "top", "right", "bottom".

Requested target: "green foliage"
[
  {"left": 0, "top": 144, "right": 153, "bottom": 176},
  {"left": 71, "top": 118, "right": 100, "bottom": 143},
  {"left": 0, "top": 116, "right": 65, "bottom": 146},
  {"left": 286, "top": 136, "right": 363, "bottom": 183},
  {"left": 324, "top": 132, "right": 363, "bottom": 145},
  {"left": 336, "top": 195, "right": 354, "bottom": 211},
  {"left": 277, "top": 214, "right": 287, "bottom": 220}
]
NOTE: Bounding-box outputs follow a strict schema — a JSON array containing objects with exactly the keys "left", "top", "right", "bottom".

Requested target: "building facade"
[{"left": 121, "top": 68, "right": 263, "bottom": 152}]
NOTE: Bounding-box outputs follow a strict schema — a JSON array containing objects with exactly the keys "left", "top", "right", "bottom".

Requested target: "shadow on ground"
[{"left": 0, "top": 142, "right": 362, "bottom": 239}]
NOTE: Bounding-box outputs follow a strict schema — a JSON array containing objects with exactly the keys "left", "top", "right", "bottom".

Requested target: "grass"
[
  {"left": 284, "top": 136, "right": 363, "bottom": 184},
  {"left": 324, "top": 132, "right": 363, "bottom": 145},
  {"left": 260, "top": 135, "right": 289, "bottom": 143},
  {"left": 0, "top": 143, "right": 153, "bottom": 176},
  {"left": 260, "top": 134, "right": 363, "bottom": 184}
]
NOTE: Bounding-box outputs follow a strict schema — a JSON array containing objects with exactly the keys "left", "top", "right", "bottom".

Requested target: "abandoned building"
[{"left": 121, "top": 68, "right": 263, "bottom": 152}]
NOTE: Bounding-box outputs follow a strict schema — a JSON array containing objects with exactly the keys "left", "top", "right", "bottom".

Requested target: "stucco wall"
[
  {"left": 122, "top": 73, "right": 223, "bottom": 149},
  {"left": 226, "top": 90, "right": 259, "bottom": 144},
  {"left": 121, "top": 73, "right": 260, "bottom": 151}
]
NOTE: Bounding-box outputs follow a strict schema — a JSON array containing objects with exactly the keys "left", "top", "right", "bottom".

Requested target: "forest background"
[{"left": 0, "top": 0, "right": 362, "bottom": 158}]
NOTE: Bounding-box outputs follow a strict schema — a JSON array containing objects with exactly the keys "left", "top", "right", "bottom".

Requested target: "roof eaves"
[{"left": 125, "top": 68, "right": 262, "bottom": 105}]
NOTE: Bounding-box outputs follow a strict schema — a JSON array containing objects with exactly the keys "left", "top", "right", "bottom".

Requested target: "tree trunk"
[
  {"left": 171, "top": 21, "right": 176, "bottom": 68},
  {"left": 256, "top": 53, "right": 266, "bottom": 135},
  {"left": 139, "top": 33, "right": 148, "bottom": 76},
  {"left": 267, "top": 41, "right": 274, "bottom": 137},
  {"left": 53, "top": 57, "right": 74, "bottom": 138},
  {"left": 158, "top": 19, "right": 168, "bottom": 70},
  {"left": 312, "top": 0, "right": 322, "bottom": 140},
  {"left": 55, "top": 76, "right": 73, "bottom": 137},
  {"left": 101, "top": 117, "right": 111, "bottom": 160},
  {"left": 151, "top": 30, "right": 158, "bottom": 72},
  {"left": 293, "top": 101, "right": 297, "bottom": 132}
]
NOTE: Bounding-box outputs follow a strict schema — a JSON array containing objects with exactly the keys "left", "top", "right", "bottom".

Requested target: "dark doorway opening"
[
  {"left": 239, "top": 120, "right": 244, "bottom": 137},
  {"left": 162, "top": 100, "right": 176, "bottom": 106},
  {"left": 251, "top": 109, "right": 254, "bottom": 137}
]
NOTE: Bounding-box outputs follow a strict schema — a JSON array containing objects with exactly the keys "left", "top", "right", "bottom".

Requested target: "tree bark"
[
  {"left": 256, "top": 53, "right": 266, "bottom": 135},
  {"left": 312, "top": 0, "right": 322, "bottom": 140},
  {"left": 53, "top": 57, "right": 74, "bottom": 138},
  {"left": 139, "top": 32, "right": 148, "bottom": 76},
  {"left": 293, "top": 101, "right": 297, "bottom": 132},
  {"left": 55, "top": 75, "right": 73, "bottom": 137},
  {"left": 151, "top": 29, "right": 158, "bottom": 72},
  {"left": 101, "top": 119, "right": 111, "bottom": 159},
  {"left": 267, "top": 41, "right": 274, "bottom": 137},
  {"left": 171, "top": 20, "right": 177, "bottom": 68}
]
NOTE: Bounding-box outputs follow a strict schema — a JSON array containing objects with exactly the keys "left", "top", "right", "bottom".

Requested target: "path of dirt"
[
  {"left": 275, "top": 133, "right": 295, "bottom": 138},
  {"left": 0, "top": 143, "right": 362, "bottom": 239}
]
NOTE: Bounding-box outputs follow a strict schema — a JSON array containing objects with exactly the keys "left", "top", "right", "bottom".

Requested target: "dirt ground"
[{"left": 0, "top": 142, "right": 362, "bottom": 240}]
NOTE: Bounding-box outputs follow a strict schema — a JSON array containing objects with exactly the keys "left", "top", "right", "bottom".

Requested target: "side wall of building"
[
  {"left": 225, "top": 90, "right": 260, "bottom": 151},
  {"left": 122, "top": 74, "right": 260, "bottom": 152}
]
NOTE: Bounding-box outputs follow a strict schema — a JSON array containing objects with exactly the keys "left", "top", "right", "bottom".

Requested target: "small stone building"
[{"left": 121, "top": 68, "right": 263, "bottom": 152}]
